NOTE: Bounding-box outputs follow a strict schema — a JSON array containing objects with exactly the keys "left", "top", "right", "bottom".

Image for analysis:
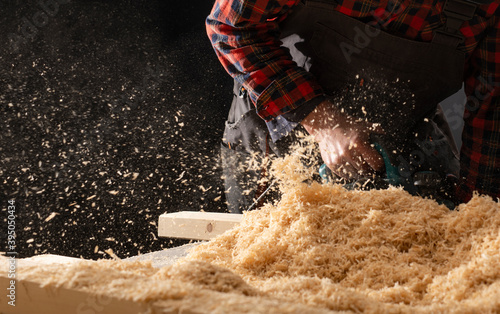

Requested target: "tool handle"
[{"left": 372, "top": 142, "right": 402, "bottom": 186}]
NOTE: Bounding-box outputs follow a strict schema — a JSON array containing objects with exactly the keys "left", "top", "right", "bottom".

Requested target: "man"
[{"left": 206, "top": 0, "right": 499, "bottom": 213}]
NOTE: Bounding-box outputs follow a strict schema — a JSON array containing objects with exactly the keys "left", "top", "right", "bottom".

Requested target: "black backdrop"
[{"left": 0, "top": 0, "right": 232, "bottom": 259}]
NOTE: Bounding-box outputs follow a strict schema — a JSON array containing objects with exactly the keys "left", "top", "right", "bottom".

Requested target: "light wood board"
[
  {"left": 158, "top": 211, "right": 242, "bottom": 240},
  {"left": 0, "top": 254, "right": 201, "bottom": 314}
]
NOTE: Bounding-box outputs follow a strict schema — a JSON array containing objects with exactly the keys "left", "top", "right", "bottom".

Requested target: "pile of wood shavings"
[
  {"left": 187, "top": 186, "right": 499, "bottom": 312},
  {"left": 9, "top": 154, "right": 500, "bottom": 313},
  {"left": 186, "top": 154, "right": 500, "bottom": 313}
]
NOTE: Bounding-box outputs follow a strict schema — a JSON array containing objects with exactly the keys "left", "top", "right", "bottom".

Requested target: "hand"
[{"left": 301, "top": 99, "right": 385, "bottom": 179}]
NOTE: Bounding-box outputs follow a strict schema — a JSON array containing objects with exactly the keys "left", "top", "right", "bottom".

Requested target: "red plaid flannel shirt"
[{"left": 206, "top": 0, "right": 500, "bottom": 203}]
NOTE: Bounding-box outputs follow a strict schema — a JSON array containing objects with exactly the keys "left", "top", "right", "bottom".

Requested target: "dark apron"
[{"left": 222, "top": 0, "right": 470, "bottom": 213}]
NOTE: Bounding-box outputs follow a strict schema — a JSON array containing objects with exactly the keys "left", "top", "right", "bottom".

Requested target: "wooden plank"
[
  {"left": 126, "top": 243, "right": 201, "bottom": 268},
  {"left": 0, "top": 276, "right": 205, "bottom": 314},
  {"left": 0, "top": 277, "right": 161, "bottom": 314},
  {"left": 0, "top": 255, "right": 201, "bottom": 314},
  {"left": 15, "top": 254, "right": 81, "bottom": 267},
  {"left": 158, "top": 211, "right": 242, "bottom": 240}
]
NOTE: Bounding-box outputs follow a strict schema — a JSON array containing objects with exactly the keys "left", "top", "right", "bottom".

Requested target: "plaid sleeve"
[
  {"left": 206, "top": 0, "right": 324, "bottom": 122},
  {"left": 458, "top": 14, "right": 500, "bottom": 203}
]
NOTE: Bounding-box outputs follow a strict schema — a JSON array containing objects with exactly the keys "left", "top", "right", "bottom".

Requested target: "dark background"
[{"left": 0, "top": 0, "right": 232, "bottom": 259}]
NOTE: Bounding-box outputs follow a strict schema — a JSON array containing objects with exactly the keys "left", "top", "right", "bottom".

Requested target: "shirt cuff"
[{"left": 265, "top": 95, "right": 325, "bottom": 142}]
